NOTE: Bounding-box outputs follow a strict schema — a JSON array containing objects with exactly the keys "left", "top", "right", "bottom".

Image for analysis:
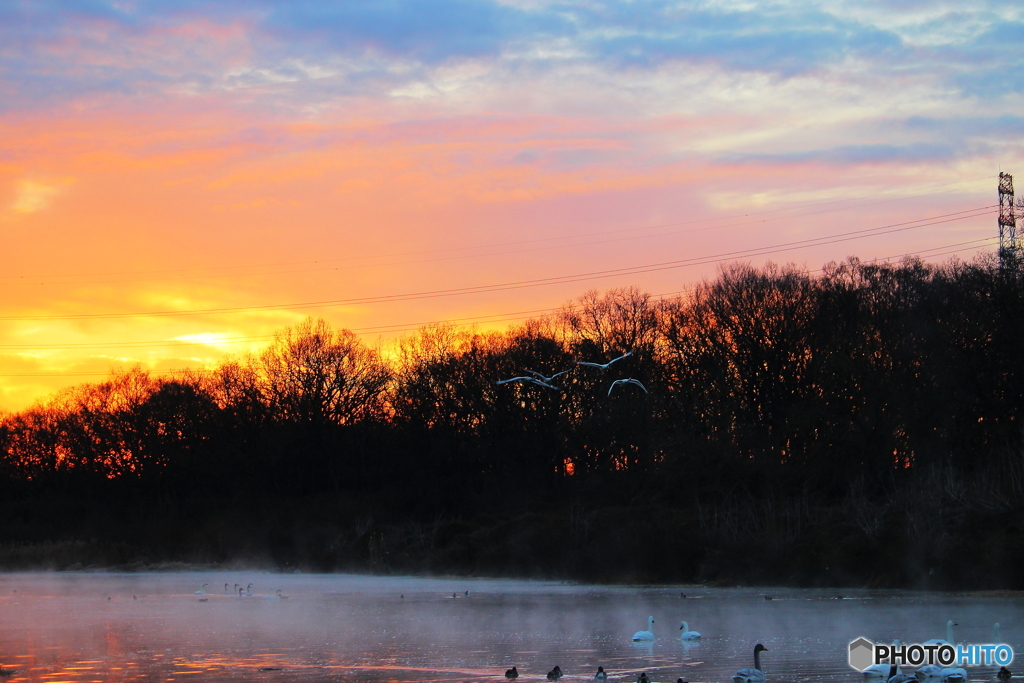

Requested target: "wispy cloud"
[
  {"left": 10, "top": 178, "right": 73, "bottom": 213},
  {"left": 0, "top": 0, "right": 1017, "bottom": 411}
]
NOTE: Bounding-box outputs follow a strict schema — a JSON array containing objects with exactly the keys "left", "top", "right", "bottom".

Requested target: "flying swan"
[
  {"left": 608, "top": 378, "right": 648, "bottom": 396},
  {"left": 496, "top": 376, "right": 561, "bottom": 390},
  {"left": 577, "top": 351, "right": 634, "bottom": 371}
]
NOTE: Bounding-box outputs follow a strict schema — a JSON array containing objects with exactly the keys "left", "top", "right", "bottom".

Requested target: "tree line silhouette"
[{"left": 2, "top": 254, "right": 1024, "bottom": 588}]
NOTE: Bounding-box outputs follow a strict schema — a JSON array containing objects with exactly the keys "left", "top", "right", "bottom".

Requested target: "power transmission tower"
[{"left": 999, "top": 172, "right": 1019, "bottom": 272}]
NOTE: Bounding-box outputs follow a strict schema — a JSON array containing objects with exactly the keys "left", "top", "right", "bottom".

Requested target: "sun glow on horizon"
[{"left": 0, "top": 0, "right": 1019, "bottom": 413}]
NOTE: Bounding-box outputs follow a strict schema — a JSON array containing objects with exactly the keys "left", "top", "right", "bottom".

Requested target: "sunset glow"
[{"left": 1, "top": 1, "right": 1021, "bottom": 411}]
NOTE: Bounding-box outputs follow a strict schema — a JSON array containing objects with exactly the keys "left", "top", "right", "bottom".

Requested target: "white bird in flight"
[
  {"left": 496, "top": 376, "right": 561, "bottom": 390},
  {"left": 523, "top": 369, "right": 571, "bottom": 383},
  {"left": 577, "top": 351, "right": 633, "bottom": 371},
  {"left": 608, "top": 378, "right": 647, "bottom": 396}
]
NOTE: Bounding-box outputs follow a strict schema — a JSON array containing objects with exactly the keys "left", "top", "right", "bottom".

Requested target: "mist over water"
[{"left": 0, "top": 574, "right": 1020, "bottom": 683}]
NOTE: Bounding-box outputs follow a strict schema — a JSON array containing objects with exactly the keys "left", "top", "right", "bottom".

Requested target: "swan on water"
[
  {"left": 637, "top": 674, "right": 650, "bottom": 683},
  {"left": 864, "top": 641, "right": 901, "bottom": 680},
  {"left": 505, "top": 667, "right": 518, "bottom": 680},
  {"left": 998, "top": 667, "right": 1011, "bottom": 681},
  {"left": 679, "top": 621, "right": 701, "bottom": 641},
  {"left": 594, "top": 666, "right": 607, "bottom": 682},
  {"left": 245, "top": 583, "right": 253, "bottom": 596},
  {"left": 223, "top": 583, "right": 231, "bottom": 594},
  {"left": 733, "top": 643, "right": 768, "bottom": 683},
  {"left": 937, "top": 666, "right": 967, "bottom": 683},
  {"left": 608, "top": 378, "right": 648, "bottom": 396},
  {"left": 577, "top": 351, "right": 633, "bottom": 371},
  {"left": 885, "top": 663, "right": 916, "bottom": 683},
  {"left": 632, "top": 616, "right": 655, "bottom": 641},
  {"left": 546, "top": 666, "right": 563, "bottom": 680},
  {"left": 194, "top": 583, "right": 208, "bottom": 596},
  {"left": 916, "top": 665, "right": 944, "bottom": 680},
  {"left": 923, "top": 621, "right": 957, "bottom": 647}
]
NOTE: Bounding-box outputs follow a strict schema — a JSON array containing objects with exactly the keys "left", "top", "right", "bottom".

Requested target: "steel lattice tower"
[{"left": 999, "top": 172, "right": 1019, "bottom": 271}]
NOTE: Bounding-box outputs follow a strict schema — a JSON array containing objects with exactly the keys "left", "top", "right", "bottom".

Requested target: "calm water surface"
[{"left": 0, "top": 573, "right": 1019, "bottom": 683}]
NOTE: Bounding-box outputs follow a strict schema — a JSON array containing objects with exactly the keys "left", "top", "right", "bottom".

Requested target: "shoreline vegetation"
[{"left": 3, "top": 255, "right": 1024, "bottom": 589}]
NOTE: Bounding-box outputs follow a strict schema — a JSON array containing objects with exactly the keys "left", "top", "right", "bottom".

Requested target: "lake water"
[{"left": 0, "top": 573, "right": 1018, "bottom": 683}]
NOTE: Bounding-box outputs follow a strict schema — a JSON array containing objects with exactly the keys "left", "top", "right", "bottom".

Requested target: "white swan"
[
  {"left": 865, "top": 665, "right": 898, "bottom": 681},
  {"left": 244, "top": 583, "right": 254, "bottom": 596},
  {"left": 223, "top": 583, "right": 231, "bottom": 594},
  {"left": 938, "top": 667, "right": 967, "bottom": 683},
  {"left": 923, "top": 621, "right": 957, "bottom": 647},
  {"left": 608, "top": 378, "right": 648, "bottom": 396},
  {"left": 496, "top": 376, "right": 561, "bottom": 390},
  {"left": 886, "top": 663, "right": 916, "bottom": 683},
  {"left": 524, "top": 369, "right": 571, "bottom": 383},
  {"left": 632, "top": 616, "right": 655, "bottom": 641},
  {"left": 679, "top": 621, "right": 701, "bottom": 641},
  {"left": 263, "top": 589, "right": 282, "bottom": 600},
  {"left": 194, "top": 583, "right": 208, "bottom": 596},
  {"left": 864, "top": 641, "right": 901, "bottom": 680},
  {"left": 577, "top": 351, "right": 633, "bottom": 371},
  {"left": 733, "top": 643, "right": 768, "bottom": 683}
]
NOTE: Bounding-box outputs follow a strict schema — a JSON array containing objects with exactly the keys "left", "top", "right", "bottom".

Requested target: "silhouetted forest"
[{"left": 3, "top": 255, "right": 1024, "bottom": 589}]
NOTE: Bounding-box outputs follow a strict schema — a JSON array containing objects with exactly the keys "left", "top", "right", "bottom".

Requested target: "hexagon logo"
[{"left": 849, "top": 637, "right": 875, "bottom": 671}]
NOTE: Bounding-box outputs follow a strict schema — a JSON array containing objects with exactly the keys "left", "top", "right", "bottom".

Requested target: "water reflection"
[{"left": 0, "top": 575, "right": 1020, "bottom": 683}]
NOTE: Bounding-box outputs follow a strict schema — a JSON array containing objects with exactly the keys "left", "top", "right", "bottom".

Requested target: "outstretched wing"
[
  {"left": 524, "top": 369, "right": 570, "bottom": 381},
  {"left": 608, "top": 350, "right": 634, "bottom": 365},
  {"left": 626, "top": 379, "right": 648, "bottom": 393},
  {"left": 496, "top": 376, "right": 531, "bottom": 385}
]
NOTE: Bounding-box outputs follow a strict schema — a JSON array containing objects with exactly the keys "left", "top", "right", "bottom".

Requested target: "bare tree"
[{"left": 257, "top": 318, "right": 392, "bottom": 426}]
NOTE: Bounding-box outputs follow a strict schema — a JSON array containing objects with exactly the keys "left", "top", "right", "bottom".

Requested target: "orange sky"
[{"left": 1, "top": 2, "right": 1019, "bottom": 412}]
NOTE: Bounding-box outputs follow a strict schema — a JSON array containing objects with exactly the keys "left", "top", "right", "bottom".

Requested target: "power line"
[
  {"left": 0, "top": 235, "right": 996, "bottom": 360},
  {"left": 0, "top": 176, "right": 994, "bottom": 287},
  {"left": 0, "top": 206, "right": 995, "bottom": 322}
]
